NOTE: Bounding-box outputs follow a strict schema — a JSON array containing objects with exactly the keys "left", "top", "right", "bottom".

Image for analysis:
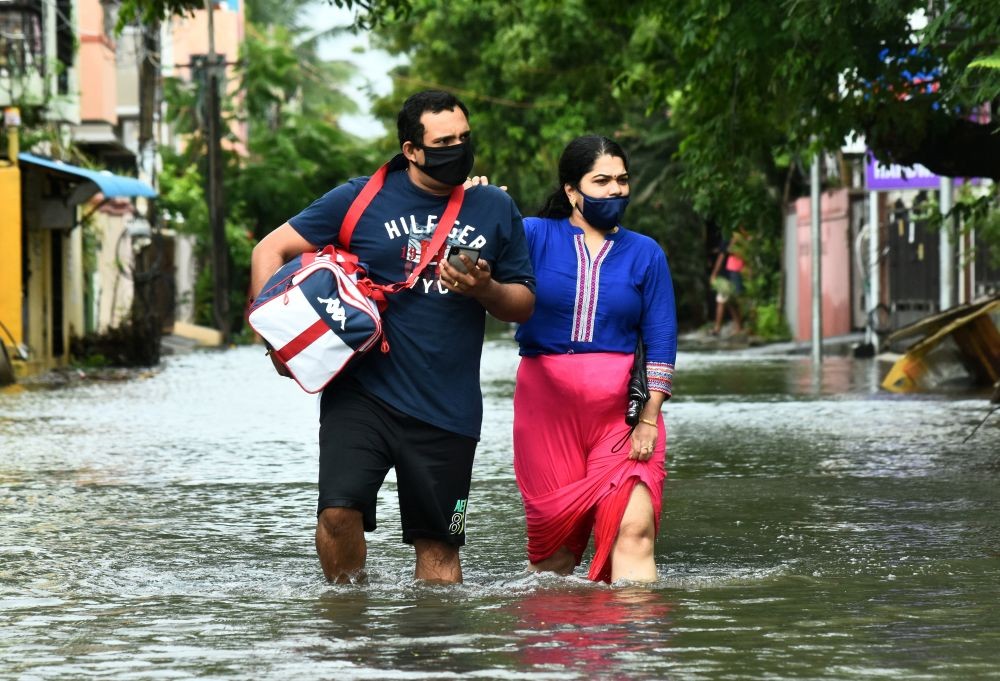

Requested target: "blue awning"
[{"left": 18, "top": 152, "right": 158, "bottom": 201}]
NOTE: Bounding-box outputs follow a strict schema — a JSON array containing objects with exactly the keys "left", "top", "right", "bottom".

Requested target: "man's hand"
[
  {"left": 266, "top": 345, "right": 292, "bottom": 378},
  {"left": 439, "top": 254, "right": 493, "bottom": 298},
  {"left": 438, "top": 255, "right": 534, "bottom": 323}
]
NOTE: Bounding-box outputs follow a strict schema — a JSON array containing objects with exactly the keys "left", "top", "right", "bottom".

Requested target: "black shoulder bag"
[{"left": 612, "top": 334, "right": 650, "bottom": 452}]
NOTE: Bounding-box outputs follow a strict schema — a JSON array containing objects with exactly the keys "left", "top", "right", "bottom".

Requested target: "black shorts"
[{"left": 318, "top": 378, "right": 477, "bottom": 546}]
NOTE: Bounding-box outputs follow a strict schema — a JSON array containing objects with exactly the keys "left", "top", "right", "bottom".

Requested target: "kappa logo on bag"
[{"left": 317, "top": 296, "right": 347, "bottom": 330}]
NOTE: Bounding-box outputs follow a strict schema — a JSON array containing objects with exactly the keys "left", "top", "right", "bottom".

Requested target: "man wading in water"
[{"left": 250, "top": 90, "right": 535, "bottom": 583}]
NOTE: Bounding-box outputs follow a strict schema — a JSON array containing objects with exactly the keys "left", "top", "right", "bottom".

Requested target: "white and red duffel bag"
[
  {"left": 248, "top": 157, "right": 465, "bottom": 394},
  {"left": 248, "top": 247, "right": 385, "bottom": 393}
]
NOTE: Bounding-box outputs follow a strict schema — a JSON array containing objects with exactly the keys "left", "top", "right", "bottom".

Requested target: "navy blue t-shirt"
[{"left": 288, "top": 164, "right": 535, "bottom": 439}]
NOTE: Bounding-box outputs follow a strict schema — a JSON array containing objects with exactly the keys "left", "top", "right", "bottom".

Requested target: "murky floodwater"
[{"left": 2, "top": 340, "right": 999, "bottom": 680}]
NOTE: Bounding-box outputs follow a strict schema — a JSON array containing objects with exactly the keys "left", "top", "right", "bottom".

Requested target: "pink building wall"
[
  {"left": 795, "top": 188, "right": 853, "bottom": 340},
  {"left": 169, "top": 2, "right": 247, "bottom": 151},
  {"left": 169, "top": 3, "right": 244, "bottom": 74},
  {"left": 78, "top": 0, "right": 117, "bottom": 124}
]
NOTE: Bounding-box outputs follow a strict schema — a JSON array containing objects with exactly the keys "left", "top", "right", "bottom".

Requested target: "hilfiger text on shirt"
[{"left": 384, "top": 214, "right": 486, "bottom": 250}]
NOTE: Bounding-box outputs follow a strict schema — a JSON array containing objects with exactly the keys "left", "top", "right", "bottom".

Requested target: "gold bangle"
[{"left": 639, "top": 417, "right": 657, "bottom": 428}]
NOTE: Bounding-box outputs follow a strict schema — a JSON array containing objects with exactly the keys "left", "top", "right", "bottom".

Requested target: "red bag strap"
[
  {"left": 339, "top": 162, "right": 391, "bottom": 251},
  {"left": 338, "top": 159, "right": 465, "bottom": 296},
  {"left": 382, "top": 185, "right": 463, "bottom": 294}
]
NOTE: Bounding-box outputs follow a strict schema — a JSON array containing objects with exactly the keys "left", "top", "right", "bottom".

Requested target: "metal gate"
[
  {"left": 974, "top": 232, "right": 1000, "bottom": 298},
  {"left": 887, "top": 196, "right": 940, "bottom": 329}
]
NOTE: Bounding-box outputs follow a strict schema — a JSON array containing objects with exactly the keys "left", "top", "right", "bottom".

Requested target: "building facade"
[{"left": 1, "top": 0, "right": 245, "bottom": 383}]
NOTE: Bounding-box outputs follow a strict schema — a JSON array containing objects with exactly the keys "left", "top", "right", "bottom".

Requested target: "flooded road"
[{"left": 2, "top": 341, "right": 998, "bottom": 679}]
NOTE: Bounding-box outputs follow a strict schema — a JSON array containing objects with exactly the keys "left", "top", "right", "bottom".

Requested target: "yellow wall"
[
  {"left": 0, "top": 164, "right": 22, "bottom": 348},
  {"left": 13, "top": 204, "right": 75, "bottom": 377}
]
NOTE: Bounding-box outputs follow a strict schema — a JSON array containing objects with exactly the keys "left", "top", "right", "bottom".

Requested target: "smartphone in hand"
[{"left": 446, "top": 245, "right": 481, "bottom": 274}]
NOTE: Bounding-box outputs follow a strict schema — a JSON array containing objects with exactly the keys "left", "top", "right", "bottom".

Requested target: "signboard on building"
[
  {"left": 865, "top": 152, "right": 943, "bottom": 190},
  {"left": 866, "top": 151, "right": 978, "bottom": 191}
]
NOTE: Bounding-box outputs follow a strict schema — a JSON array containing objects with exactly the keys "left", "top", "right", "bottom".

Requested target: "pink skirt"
[{"left": 513, "top": 353, "right": 666, "bottom": 583}]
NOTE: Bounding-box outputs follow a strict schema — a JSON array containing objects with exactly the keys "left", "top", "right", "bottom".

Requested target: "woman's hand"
[
  {"left": 629, "top": 420, "right": 658, "bottom": 461},
  {"left": 463, "top": 175, "right": 508, "bottom": 192}
]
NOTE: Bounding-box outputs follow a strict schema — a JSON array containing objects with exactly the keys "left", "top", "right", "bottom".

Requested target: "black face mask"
[{"left": 416, "top": 140, "right": 475, "bottom": 187}]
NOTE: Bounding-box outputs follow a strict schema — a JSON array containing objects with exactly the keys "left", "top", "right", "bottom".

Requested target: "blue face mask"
[{"left": 576, "top": 191, "right": 630, "bottom": 230}]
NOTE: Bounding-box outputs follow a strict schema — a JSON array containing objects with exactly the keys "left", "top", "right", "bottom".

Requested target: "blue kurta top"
[
  {"left": 288, "top": 162, "right": 535, "bottom": 439},
  {"left": 515, "top": 216, "right": 676, "bottom": 395}
]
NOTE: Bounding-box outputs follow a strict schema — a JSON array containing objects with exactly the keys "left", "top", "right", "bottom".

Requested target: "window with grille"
[
  {"left": 0, "top": 1, "right": 43, "bottom": 78},
  {"left": 55, "top": 0, "right": 72, "bottom": 94}
]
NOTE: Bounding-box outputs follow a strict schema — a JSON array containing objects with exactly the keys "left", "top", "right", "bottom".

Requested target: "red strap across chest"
[{"left": 339, "top": 161, "right": 465, "bottom": 293}]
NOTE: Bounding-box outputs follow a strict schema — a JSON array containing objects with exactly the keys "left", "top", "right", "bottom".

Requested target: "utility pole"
[
  {"left": 138, "top": 21, "right": 159, "bottom": 188},
  {"left": 810, "top": 150, "right": 823, "bottom": 363},
  {"left": 939, "top": 177, "right": 955, "bottom": 312},
  {"left": 133, "top": 18, "right": 162, "bottom": 365},
  {"left": 204, "top": 0, "right": 230, "bottom": 343},
  {"left": 867, "top": 190, "right": 880, "bottom": 353}
]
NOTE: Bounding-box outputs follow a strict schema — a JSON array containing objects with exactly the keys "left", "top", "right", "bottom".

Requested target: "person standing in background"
[{"left": 709, "top": 227, "right": 748, "bottom": 336}]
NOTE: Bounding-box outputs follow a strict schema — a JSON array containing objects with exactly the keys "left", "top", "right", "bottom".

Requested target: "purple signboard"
[
  {"left": 865, "top": 152, "right": 944, "bottom": 191},
  {"left": 865, "top": 151, "right": 980, "bottom": 191}
]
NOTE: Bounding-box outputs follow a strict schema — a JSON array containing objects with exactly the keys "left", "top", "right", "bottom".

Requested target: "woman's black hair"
[{"left": 538, "top": 135, "right": 629, "bottom": 218}]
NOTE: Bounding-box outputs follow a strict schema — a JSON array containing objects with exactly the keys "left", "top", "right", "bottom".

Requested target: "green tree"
[
  {"left": 244, "top": 0, "right": 313, "bottom": 28},
  {"left": 371, "top": 1, "right": 713, "bottom": 326},
  {"left": 373, "top": 1, "right": 630, "bottom": 212},
  {"left": 156, "top": 2, "right": 375, "bottom": 334},
  {"left": 621, "top": 0, "right": 1000, "bottom": 227},
  {"left": 234, "top": 23, "right": 374, "bottom": 240},
  {"left": 622, "top": 0, "right": 1000, "bottom": 328},
  {"left": 373, "top": 0, "right": 999, "bottom": 332},
  {"left": 117, "top": 0, "right": 411, "bottom": 31}
]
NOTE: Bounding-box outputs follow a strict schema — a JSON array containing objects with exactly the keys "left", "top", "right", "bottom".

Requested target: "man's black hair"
[{"left": 397, "top": 90, "right": 470, "bottom": 149}]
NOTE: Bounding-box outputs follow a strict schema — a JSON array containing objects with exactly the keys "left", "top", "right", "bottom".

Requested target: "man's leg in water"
[
  {"left": 316, "top": 507, "right": 367, "bottom": 583},
  {"left": 414, "top": 539, "right": 462, "bottom": 583}
]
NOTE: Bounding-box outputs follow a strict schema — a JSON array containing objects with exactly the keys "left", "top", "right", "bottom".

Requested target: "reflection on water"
[
  {"left": 1, "top": 341, "right": 998, "bottom": 680},
  {"left": 507, "top": 586, "right": 674, "bottom": 674}
]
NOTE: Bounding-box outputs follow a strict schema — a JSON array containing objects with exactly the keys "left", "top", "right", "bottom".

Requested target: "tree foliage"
[
  {"left": 619, "top": 0, "right": 1000, "bottom": 224},
  {"left": 243, "top": 0, "right": 314, "bottom": 28},
  {"left": 135, "top": 0, "right": 999, "bottom": 332},
  {"left": 371, "top": 1, "right": 719, "bottom": 326},
  {"left": 156, "top": 1, "right": 374, "bottom": 332},
  {"left": 371, "top": 0, "right": 999, "bottom": 330},
  {"left": 116, "top": 0, "right": 410, "bottom": 32},
  {"left": 233, "top": 23, "right": 374, "bottom": 239},
  {"left": 374, "top": 2, "right": 630, "bottom": 210}
]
